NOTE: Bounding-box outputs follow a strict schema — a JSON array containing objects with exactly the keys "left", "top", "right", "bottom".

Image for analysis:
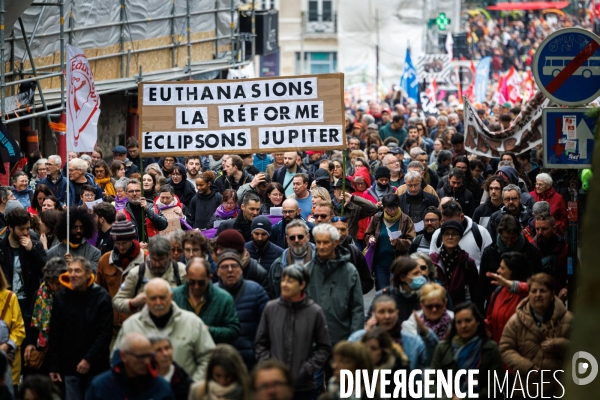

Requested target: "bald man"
[
  {"left": 114, "top": 278, "right": 216, "bottom": 381},
  {"left": 272, "top": 152, "right": 310, "bottom": 196},
  {"left": 87, "top": 333, "right": 174, "bottom": 399},
  {"left": 269, "top": 198, "right": 315, "bottom": 249}
]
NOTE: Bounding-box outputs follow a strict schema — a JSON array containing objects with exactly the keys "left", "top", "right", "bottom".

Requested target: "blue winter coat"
[
  {"left": 270, "top": 216, "right": 314, "bottom": 249},
  {"left": 39, "top": 173, "right": 68, "bottom": 206},
  {"left": 86, "top": 362, "right": 174, "bottom": 400},
  {"left": 244, "top": 240, "right": 284, "bottom": 273},
  {"left": 217, "top": 278, "right": 269, "bottom": 370},
  {"left": 11, "top": 186, "right": 32, "bottom": 208}
]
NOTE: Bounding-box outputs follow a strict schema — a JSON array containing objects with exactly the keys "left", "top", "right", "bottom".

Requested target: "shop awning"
[{"left": 486, "top": 1, "right": 570, "bottom": 11}]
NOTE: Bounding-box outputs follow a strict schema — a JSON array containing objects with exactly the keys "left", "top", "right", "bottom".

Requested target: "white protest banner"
[
  {"left": 227, "top": 62, "right": 255, "bottom": 79},
  {"left": 139, "top": 73, "right": 345, "bottom": 156},
  {"left": 66, "top": 44, "right": 100, "bottom": 152}
]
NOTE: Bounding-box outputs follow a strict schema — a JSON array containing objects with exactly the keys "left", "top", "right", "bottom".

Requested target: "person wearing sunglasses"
[
  {"left": 269, "top": 219, "right": 316, "bottom": 298},
  {"left": 87, "top": 333, "right": 174, "bottom": 400},
  {"left": 172, "top": 257, "right": 240, "bottom": 345},
  {"left": 430, "top": 220, "right": 481, "bottom": 308},
  {"left": 402, "top": 282, "right": 454, "bottom": 341}
]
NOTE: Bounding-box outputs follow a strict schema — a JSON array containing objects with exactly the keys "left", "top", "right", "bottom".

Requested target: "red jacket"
[
  {"left": 352, "top": 166, "right": 373, "bottom": 241},
  {"left": 485, "top": 283, "right": 528, "bottom": 344},
  {"left": 529, "top": 187, "right": 568, "bottom": 235}
]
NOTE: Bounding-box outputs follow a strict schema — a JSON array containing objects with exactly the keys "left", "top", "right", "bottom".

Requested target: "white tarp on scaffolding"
[
  {"left": 8, "top": 0, "right": 240, "bottom": 59},
  {"left": 338, "top": 0, "right": 456, "bottom": 91}
]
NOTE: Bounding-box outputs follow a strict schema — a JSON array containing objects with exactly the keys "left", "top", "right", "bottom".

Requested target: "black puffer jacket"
[
  {"left": 167, "top": 178, "right": 196, "bottom": 209},
  {"left": 244, "top": 240, "right": 284, "bottom": 274},
  {"left": 189, "top": 188, "right": 222, "bottom": 230},
  {"left": 437, "top": 181, "right": 475, "bottom": 217},
  {"left": 472, "top": 198, "right": 502, "bottom": 225},
  {"left": 48, "top": 280, "right": 113, "bottom": 377}
]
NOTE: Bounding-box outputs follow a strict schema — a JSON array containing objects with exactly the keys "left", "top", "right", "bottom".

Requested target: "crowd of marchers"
[{"left": 0, "top": 99, "right": 575, "bottom": 400}]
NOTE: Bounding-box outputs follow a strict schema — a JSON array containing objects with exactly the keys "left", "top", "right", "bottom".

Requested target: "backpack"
[
  {"left": 436, "top": 220, "right": 483, "bottom": 251},
  {"left": 133, "top": 261, "right": 182, "bottom": 296}
]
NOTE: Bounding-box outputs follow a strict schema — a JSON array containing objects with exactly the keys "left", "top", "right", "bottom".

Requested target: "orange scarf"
[
  {"left": 58, "top": 271, "right": 95, "bottom": 290},
  {"left": 95, "top": 177, "right": 116, "bottom": 197}
]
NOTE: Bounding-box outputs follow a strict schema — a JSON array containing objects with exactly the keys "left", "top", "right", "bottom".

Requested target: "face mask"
[{"left": 408, "top": 275, "right": 427, "bottom": 290}]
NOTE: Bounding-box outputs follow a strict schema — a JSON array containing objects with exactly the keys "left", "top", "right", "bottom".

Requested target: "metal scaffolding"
[{"left": 0, "top": 0, "right": 252, "bottom": 128}]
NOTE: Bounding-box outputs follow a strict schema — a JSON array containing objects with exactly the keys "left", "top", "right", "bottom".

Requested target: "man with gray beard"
[{"left": 268, "top": 219, "right": 316, "bottom": 298}]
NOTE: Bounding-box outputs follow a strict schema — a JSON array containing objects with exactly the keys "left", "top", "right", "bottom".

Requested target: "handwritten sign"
[{"left": 159, "top": 209, "right": 182, "bottom": 236}]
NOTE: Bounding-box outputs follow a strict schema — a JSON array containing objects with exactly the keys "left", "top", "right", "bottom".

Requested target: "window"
[
  {"left": 552, "top": 59, "right": 564, "bottom": 67},
  {"left": 261, "top": 0, "right": 276, "bottom": 9},
  {"left": 295, "top": 52, "right": 337, "bottom": 75},
  {"left": 308, "top": 0, "right": 333, "bottom": 22}
]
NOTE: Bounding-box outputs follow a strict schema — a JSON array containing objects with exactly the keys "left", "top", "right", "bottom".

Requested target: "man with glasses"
[
  {"left": 40, "top": 155, "right": 67, "bottom": 206},
  {"left": 269, "top": 219, "right": 316, "bottom": 298},
  {"left": 113, "top": 235, "right": 186, "bottom": 315},
  {"left": 87, "top": 333, "right": 174, "bottom": 399},
  {"left": 123, "top": 179, "right": 168, "bottom": 242},
  {"left": 270, "top": 197, "right": 315, "bottom": 250},
  {"left": 382, "top": 154, "right": 404, "bottom": 188},
  {"left": 67, "top": 158, "right": 102, "bottom": 207},
  {"left": 216, "top": 249, "right": 269, "bottom": 370},
  {"left": 398, "top": 171, "right": 439, "bottom": 226},
  {"left": 396, "top": 161, "right": 439, "bottom": 200},
  {"left": 173, "top": 257, "right": 240, "bottom": 344},
  {"left": 115, "top": 277, "right": 215, "bottom": 381},
  {"left": 486, "top": 183, "right": 532, "bottom": 240},
  {"left": 429, "top": 199, "right": 492, "bottom": 271},
  {"left": 409, "top": 207, "right": 442, "bottom": 254},
  {"left": 332, "top": 215, "right": 374, "bottom": 294}
]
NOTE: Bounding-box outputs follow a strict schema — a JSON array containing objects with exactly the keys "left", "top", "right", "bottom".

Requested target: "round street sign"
[{"left": 533, "top": 28, "right": 600, "bottom": 106}]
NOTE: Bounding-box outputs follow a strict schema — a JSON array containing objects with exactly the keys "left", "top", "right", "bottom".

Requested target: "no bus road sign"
[{"left": 533, "top": 28, "right": 600, "bottom": 106}]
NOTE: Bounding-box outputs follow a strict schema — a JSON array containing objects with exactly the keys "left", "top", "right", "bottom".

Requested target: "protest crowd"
[{"left": 0, "top": 9, "right": 587, "bottom": 400}]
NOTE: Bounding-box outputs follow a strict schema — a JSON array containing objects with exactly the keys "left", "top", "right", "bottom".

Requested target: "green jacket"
[
  {"left": 306, "top": 247, "right": 364, "bottom": 346},
  {"left": 379, "top": 122, "right": 407, "bottom": 144},
  {"left": 172, "top": 282, "right": 241, "bottom": 344},
  {"left": 430, "top": 338, "right": 503, "bottom": 399}
]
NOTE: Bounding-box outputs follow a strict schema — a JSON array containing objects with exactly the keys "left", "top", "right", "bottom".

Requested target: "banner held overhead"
[{"left": 139, "top": 73, "right": 346, "bottom": 156}]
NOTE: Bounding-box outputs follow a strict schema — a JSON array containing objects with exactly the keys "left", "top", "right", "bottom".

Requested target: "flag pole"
[{"left": 139, "top": 156, "right": 146, "bottom": 242}]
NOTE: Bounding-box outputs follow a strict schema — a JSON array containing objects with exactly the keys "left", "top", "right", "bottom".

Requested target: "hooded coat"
[
  {"left": 497, "top": 166, "right": 535, "bottom": 210},
  {"left": 188, "top": 187, "right": 222, "bottom": 230},
  {"left": 166, "top": 164, "right": 196, "bottom": 209},
  {"left": 255, "top": 295, "right": 331, "bottom": 392},
  {"left": 268, "top": 243, "right": 317, "bottom": 298},
  {"left": 500, "top": 297, "right": 573, "bottom": 396},
  {"left": 305, "top": 247, "right": 364, "bottom": 345}
]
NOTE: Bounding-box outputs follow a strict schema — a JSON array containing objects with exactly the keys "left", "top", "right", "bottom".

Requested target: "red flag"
[
  {"left": 426, "top": 78, "right": 438, "bottom": 104},
  {"left": 505, "top": 66, "right": 522, "bottom": 104},
  {"left": 463, "top": 60, "right": 476, "bottom": 102}
]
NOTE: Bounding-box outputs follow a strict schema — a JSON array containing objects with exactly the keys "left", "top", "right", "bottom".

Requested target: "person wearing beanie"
[
  {"left": 244, "top": 216, "right": 283, "bottom": 273},
  {"left": 216, "top": 248, "right": 269, "bottom": 370},
  {"left": 93, "top": 202, "right": 116, "bottom": 256},
  {"left": 429, "top": 219, "right": 480, "bottom": 308},
  {"left": 365, "top": 166, "right": 395, "bottom": 204},
  {"left": 213, "top": 229, "right": 272, "bottom": 298},
  {"left": 96, "top": 210, "right": 146, "bottom": 339}
]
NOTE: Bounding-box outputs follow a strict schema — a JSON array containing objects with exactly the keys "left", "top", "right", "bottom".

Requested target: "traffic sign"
[
  {"left": 533, "top": 28, "right": 600, "bottom": 106},
  {"left": 543, "top": 108, "right": 596, "bottom": 168}
]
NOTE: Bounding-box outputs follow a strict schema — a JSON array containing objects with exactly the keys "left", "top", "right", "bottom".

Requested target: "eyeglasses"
[
  {"left": 331, "top": 216, "right": 348, "bottom": 223},
  {"left": 313, "top": 214, "right": 330, "bottom": 220},
  {"left": 424, "top": 218, "right": 439, "bottom": 224},
  {"left": 82, "top": 193, "right": 95, "bottom": 199},
  {"left": 422, "top": 303, "right": 444, "bottom": 311},
  {"left": 288, "top": 234, "right": 305, "bottom": 241},
  {"left": 127, "top": 189, "right": 142, "bottom": 194},
  {"left": 188, "top": 279, "right": 208, "bottom": 287},
  {"left": 535, "top": 182, "right": 547, "bottom": 187},
  {"left": 218, "top": 263, "right": 241, "bottom": 271},
  {"left": 503, "top": 197, "right": 519, "bottom": 203},
  {"left": 124, "top": 350, "right": 155, "bottom": 360},
  {"left": 442, "top": 231, "right": 460, "bottom": 238},
  {"left": 384, "top": 160, "right": 400, "bottom": 166}
]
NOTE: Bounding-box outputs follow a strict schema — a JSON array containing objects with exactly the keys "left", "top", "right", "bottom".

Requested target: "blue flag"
[
  {"left": 400, "top": 49, "right": 418, "bottom": 102},
  {"left": 474, "top": 57, "right": 491, "bottom": 103}
]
